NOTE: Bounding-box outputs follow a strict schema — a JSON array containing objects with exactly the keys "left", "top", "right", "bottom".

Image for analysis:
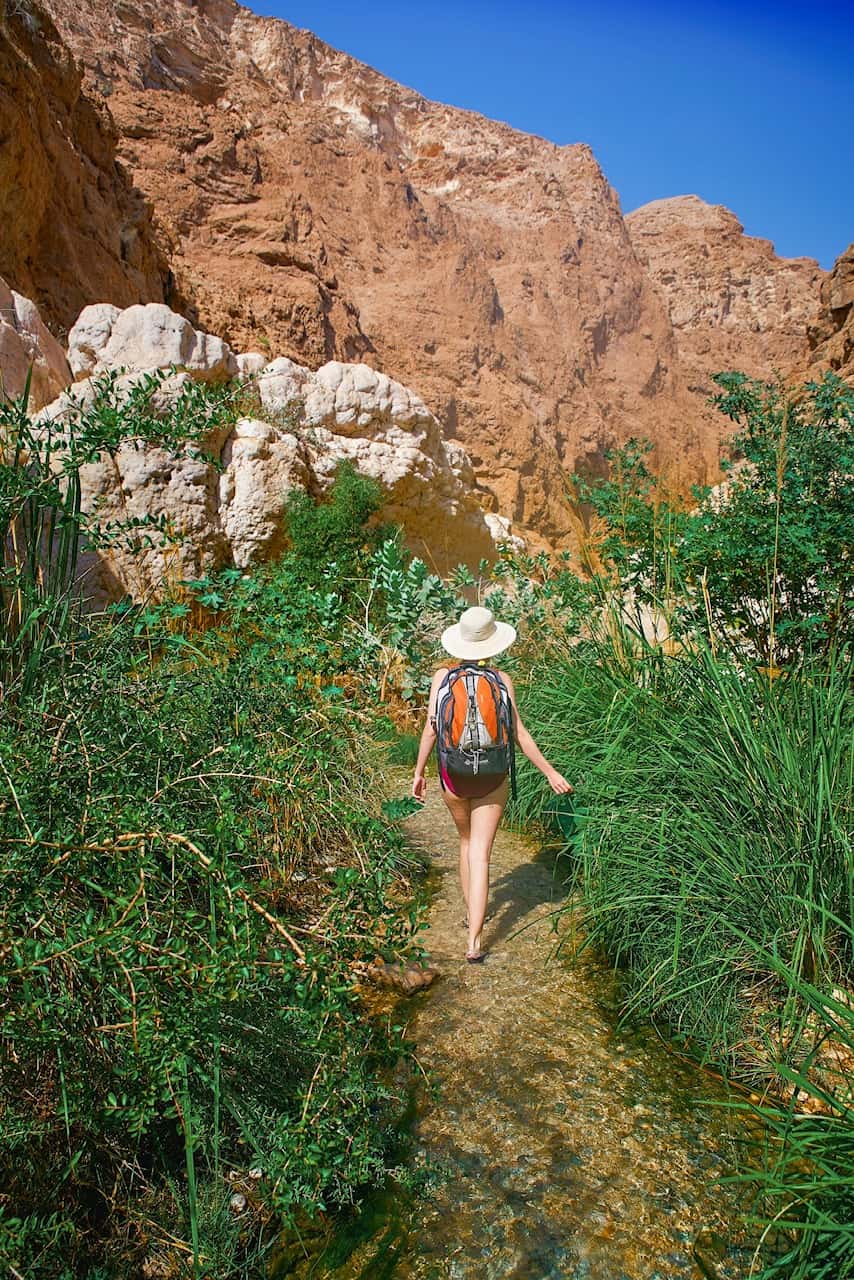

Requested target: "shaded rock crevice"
[{"left": 0, "top": 1, "right": 169, "bottom": 332}]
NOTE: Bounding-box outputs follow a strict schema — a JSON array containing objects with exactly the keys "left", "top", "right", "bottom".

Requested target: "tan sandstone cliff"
[
  {"left": 5, "top": 0, "right": 831, "bottom": 551},
  {"left": 807, "top": 243, "right": 854, "bottom": 382},
  {"left": 626, "top": 196, "right": 824, "bottom": 399},
  {"left": 0, "top": 1, "right": 168, "bottom": 334}
]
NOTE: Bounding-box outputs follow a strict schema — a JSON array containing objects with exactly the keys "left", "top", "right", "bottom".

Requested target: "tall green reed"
[
  {"left": 516, "top": 630, "right": 852, "bottom": 1070},
  {"left": 0, "top": 374, "right": 83, "bottom": 691},
  {"left": 731, "top": 960, "right": 854, "bottom": 1280},
  {"left": 513, "top": 607, "right": 853, "bottom": 1276}
]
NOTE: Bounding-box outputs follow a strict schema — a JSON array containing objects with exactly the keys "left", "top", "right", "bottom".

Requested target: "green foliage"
[
  {"left": 384, "top": 732, "right": 421, "bottom": 767},
  {"left": 359, "top": 536, "right": 593, "bottom": 702},
  {"left": 575, "top": 372, "right": 854, "bottom": 664},
  {"left": 0, "top": 443, "right": 430, "bottom": 1275},
  {"left": 0, "top": 608, "right": 419, "bottom": 1275},
  {"left": 486, "top": 372, "right": 854, "bottom": 1275},
  {"left": 5, "top": 345, "right": 850, "bottom": 1276},
  {"left": 0, "top": 368, "right": 238, "bottom": 695},
  {"left": 572, "top": 437, "right": 686, "bottom": 587},
  {"left": 283, "top": 461, "right": 386, "bottom": 586},
  {"left": 690, "top": 372, "right": 854, "bottom": 662},
  {"left": 516, "top": 637, "right": 853, "bottom": 1062},
  {"left": 513, "top": 616, "right": 854, "bottom": 1277},
  {"left": 731, "top": 965, "right": 854, "bottom": 1280}
]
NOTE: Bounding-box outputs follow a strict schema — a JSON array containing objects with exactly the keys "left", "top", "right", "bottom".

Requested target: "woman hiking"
[{"left": 412, "top": 606, "right": 572, "bottom": 963}]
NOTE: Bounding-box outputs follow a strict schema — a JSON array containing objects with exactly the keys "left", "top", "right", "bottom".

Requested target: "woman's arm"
[
  {"left": 500, "top": 671, "right": 573, "bottom": 796},
  {"left": 412, "top": 668, "right": 448, "bottom": 802}
]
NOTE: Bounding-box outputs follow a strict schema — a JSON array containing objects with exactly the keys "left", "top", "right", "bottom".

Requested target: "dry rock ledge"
[{"left": 15, "top": 291, "right": 517, "bottom": 598}]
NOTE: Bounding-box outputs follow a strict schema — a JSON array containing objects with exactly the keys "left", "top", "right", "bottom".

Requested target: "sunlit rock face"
[
  {"left": 26, "top": 0, "right": 822, "bottom": 550},
  {"left": 626, "top": 196, "right": 824, "bottom": 398},
  {"left": 5, "top": 0, "right": 832, "bottom": 555},
  {"left": 807, "top": 243, "right": 854, "bottom": 382},
  {"left": 38, "top": 301, "right": 507, "bottom": 597},
  {"left": 68, "top": 303, "right": 238, "bottom": 382}
]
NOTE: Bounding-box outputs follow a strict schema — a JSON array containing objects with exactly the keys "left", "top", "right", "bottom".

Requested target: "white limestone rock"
[
  {"left": 255, "top": 356, "right": 313, "bottom": 417},
  {"left": 68, "top": 302, "right": 237, "bottom": 382},
  {"left": 218, "top": 417, "right": 310, "bottom": 567},
  {"left": 235, "top": 351, "right": 268, "bottom": 379},
  {"left": 67, "top": 303, "right": 123, "bottom": 378},
  {"left": 484, "top": 513, "right": 526, "bottom": 552},
  {"left": 45, "top": 300, "right": 521, "bottom": 598},
  {"left": 0, "top": 277, "right": 71, "bottom": 409}
]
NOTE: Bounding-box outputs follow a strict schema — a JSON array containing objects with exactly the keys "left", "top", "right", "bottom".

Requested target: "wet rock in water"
[
  {"left": 693, "top": 1227, "right": 729, "bottom": 1278},
  {"left": 368, "top": 959, "right": 440, "bottom": 995}
]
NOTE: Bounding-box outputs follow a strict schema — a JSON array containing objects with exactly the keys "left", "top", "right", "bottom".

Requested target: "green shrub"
[
  {"left": 509, "top": 372, "right": 854, "bottom": 1275},
  {"left": 0, "top": 407, "right": 428, "bottom": 1275},
  {"left": 0, "top": 616, "right": 418, "bottom": 1276},
  {"left": 574, "top": 372, "right": 854, "bottom": 664},
  {"left": 516, "top": 635, "right": 853, "bottom": 1069},
  {"left": 0, "top": 368, "right": 239, "bottom": 694},
  {"left": 283, "top": 461, "right": 386, "bottom": 587},
  {"left": 732, "top": 965, "right": 854, "bottom": 1280},
  {"left": 513, "top": 619, "right": 854, "bottom": 1277}
]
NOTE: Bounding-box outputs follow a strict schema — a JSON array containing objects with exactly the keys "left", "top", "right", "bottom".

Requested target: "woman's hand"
[
  {"left": 412, "top": 773, "right": 427, "bottom": 804},
  {"left": 545, "top": 767, "right": 573, "bottom": 795}
]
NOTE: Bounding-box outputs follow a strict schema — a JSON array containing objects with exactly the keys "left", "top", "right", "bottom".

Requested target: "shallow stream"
[{"left": 292, "top": 785, "right": 761, "bottom": 1279}]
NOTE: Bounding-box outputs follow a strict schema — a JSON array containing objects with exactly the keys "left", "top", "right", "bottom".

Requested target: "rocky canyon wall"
[
  {"left": 3, "top": 0, "right": 837, "bottom": 554},
  {"left": 626, "top": 196, "right": 824, "bottom": 398},
  {"left": 0, "top": 2, "right": 168, "bottom": 334},
  {"left": 807, "top": 243, "right": 854, "bottom": 382}
]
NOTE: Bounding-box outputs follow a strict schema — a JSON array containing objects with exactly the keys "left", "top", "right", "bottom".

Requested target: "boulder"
[
  {"left": 67, "top": 302, "right": 237, "bottom": 381},
  {"left": 218, "top": 417, "right": 309, "bottom": 567},
  {"left": 42, "top": 301, "right": 515, "bottom": 599},
  {"left": 38, "top": 367, "right": 232, "bottom": 595},
  {"left": 66, "top": 303, "right": 122, "bottom": 377}
]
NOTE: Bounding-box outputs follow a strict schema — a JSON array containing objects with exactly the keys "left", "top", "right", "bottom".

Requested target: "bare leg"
[
  {"left": 466, "top": 779, "right": 509, "bottom": 957},
  {"left": 459, "top": 833, "right": 472, "bottom": 913},
  {"left": 441, "top": 788, "right": 473, "bottom": 914}
]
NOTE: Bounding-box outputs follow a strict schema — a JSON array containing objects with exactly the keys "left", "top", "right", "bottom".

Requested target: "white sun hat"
[{"left": 440, "top": 606, "right": 517, "bottom": 660}]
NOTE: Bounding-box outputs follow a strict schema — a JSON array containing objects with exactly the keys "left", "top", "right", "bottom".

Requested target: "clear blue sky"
[{"left": 250, "top": 0, "right": 853, "bottom": 269}]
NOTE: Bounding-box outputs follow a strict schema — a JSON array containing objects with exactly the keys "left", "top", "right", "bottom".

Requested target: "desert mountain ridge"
[{"left": 1, "top": 0, "right": 848, "bottom": 553}]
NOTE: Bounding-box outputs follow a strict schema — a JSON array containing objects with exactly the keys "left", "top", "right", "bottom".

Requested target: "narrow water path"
[{"left": 309, "top": 785, "right": 759, "bottom": 1279}]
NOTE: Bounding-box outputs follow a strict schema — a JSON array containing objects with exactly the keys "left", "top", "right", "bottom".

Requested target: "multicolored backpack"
[{"left": 435, "top": 664, "right": 516, "bottom": 798}]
